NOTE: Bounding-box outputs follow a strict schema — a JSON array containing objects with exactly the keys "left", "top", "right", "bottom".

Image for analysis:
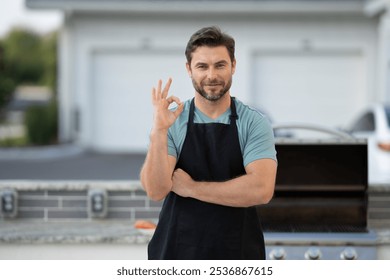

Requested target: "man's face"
[{"left": 186, "top": 46, "right": 236, "bottom": 102}]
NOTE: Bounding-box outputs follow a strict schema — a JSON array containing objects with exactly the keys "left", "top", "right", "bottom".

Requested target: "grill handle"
[{"left": 272, "top": 122, "right": 356, "bottom": 140}]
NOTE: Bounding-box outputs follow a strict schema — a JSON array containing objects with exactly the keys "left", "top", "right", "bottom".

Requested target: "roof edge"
[
  {"left": 26, "top": 0, "right": 366, "bottom": 15},
  {"left": 364, "top": 0, "right": 390, "bottom": 17}
]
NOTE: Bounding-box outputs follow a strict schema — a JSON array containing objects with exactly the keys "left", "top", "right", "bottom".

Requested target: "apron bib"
[{"left": 148, "top": 97, "right": 265, "bottom": 260}]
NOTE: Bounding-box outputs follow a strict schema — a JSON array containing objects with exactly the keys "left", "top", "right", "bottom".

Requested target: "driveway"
[{"left": 0, "top": 144, "right": 146, "bottom": 180}]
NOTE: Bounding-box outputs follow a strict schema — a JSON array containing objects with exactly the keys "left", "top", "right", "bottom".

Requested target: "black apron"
[{"left": 148, "top": 97, "right": 265, "bottom": 260}]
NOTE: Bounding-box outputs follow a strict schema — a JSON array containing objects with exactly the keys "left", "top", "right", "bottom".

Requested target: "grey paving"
[{"left": 0, "top": 145, "right": 146, "bottom": 180}]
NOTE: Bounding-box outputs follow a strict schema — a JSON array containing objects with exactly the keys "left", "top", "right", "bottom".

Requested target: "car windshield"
[{"left": 386, "top": 106, "right": 390, "bottom": 128}]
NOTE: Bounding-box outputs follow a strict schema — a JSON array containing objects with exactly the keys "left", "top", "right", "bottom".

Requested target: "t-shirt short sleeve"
[
  {"left": 167, "top": 129, "right": 178, "bottom": 158},
  {"left": 241, "top": 115, "right": 277, "bottom": 167},
  {"left": 167, "top": 101, "right": 191, "bottom": 159}
]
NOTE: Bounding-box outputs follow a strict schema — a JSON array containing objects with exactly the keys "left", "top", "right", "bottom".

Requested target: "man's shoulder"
[{"left": 234, "top": 98, "right": 269, "bottom": 123}]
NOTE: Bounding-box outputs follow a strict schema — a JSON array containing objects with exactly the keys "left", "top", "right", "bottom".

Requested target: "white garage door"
[
  {"left": 92, "top": 50, "right": 192, "bottom": 152},
  {"left": 253, "top": 51, "right": 367, "bottom": 129}
]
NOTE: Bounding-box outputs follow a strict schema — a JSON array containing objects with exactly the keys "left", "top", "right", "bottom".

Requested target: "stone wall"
[{"left": 0, "top": 181, "right": 162, "bottom": 222}]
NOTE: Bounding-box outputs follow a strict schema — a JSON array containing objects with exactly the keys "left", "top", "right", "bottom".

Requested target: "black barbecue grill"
[{"left": 258, "top": 136, "right": 377, "bottom": 260}]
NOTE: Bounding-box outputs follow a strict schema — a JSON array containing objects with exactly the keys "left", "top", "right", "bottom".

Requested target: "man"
[{"left": 140, "top": 26, "right": 277, "bottom": 260}]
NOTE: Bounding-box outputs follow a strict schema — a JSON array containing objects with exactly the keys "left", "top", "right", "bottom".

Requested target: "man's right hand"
[
  {"left": 141, "top": 78, "right": 183, "bottom": 201},
  {"left": 151, "top": 78, "right": 184, "bottom": 132}
]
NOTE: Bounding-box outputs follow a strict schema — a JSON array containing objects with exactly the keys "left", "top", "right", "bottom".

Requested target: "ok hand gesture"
[{"left": 151, "top": 78, "right": 184, "bottom": 132}]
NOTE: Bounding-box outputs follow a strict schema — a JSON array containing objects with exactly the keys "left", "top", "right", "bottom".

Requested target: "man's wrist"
[{"left": 150, "top": 127, "right": 169, "bottom": 139}]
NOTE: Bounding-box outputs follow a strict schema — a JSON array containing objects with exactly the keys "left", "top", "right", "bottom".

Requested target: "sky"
[{"left": 0, "top": 0, "right": 63, "bottom": 38}]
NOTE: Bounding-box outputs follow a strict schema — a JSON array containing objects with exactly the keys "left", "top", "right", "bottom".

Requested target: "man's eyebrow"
[
  {"left": 194, "top": 60, "right": 229, "bottom": 66},
  {"left": 194, "top": 62, "right": 208, "bottom": 66},
  {"left": 215, "top": 60, "right": 229, "bottom": 65}
]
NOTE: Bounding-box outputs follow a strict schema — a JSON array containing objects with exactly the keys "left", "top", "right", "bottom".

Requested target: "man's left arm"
[{"left": 171, "top": 158, "right": 277, "bottom": 207}]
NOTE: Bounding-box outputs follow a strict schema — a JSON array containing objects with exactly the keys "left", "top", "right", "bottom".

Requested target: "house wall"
[{"left": 59, "top": 12, "right": 379, "bottom": 151}]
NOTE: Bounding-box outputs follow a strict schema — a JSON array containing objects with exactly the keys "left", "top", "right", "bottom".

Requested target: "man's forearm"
[
  {"left": 172, "top": 159, "right": 277, "bottom": 207},
  {"left": 190, "top": 174, "right": 272, "bottom": 207},
  {"left": 140, "top": 129, "right": 174, "bottom": 201},
  {"left": 183, "top": 175, "right": 272, "bottom": 207}
]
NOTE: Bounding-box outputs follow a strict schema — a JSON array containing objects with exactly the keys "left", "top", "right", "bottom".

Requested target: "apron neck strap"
[
  {"left": 229, "top": 97, "right": 238, "bottom": 123},
  {"left": 188, "top": 97, "right": 238, "bottom": 124}
]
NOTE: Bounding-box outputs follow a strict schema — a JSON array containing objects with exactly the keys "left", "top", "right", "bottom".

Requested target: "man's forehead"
[{"left": 191, "top": 46, "right": 231, "bottom": 63}]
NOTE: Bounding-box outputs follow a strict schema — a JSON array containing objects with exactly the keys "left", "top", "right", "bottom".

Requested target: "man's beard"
[{"left": 192, "top": 78, "right": 232, "bottom": 102}]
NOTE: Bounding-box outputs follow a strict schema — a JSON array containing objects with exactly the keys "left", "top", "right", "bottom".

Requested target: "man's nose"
[{"left": 207, "top": 68, "right": 218, "bottom": 79}]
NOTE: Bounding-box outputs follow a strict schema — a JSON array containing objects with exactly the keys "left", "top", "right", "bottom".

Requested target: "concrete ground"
[{"left": 0, "top": 144, "right": 146, "bottom": 180}]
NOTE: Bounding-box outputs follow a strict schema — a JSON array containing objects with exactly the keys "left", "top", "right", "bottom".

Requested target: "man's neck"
[{"left": 194, "top": 93, "right": 231, "bottom": 120}]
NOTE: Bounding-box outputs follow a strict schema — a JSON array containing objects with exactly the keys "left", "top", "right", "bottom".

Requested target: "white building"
[{"left": 27, "top": 0, "right": 390, "bottom": 152}]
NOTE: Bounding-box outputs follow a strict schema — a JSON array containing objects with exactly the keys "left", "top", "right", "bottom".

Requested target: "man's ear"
[
  {"left": 186, "top": 62, "right": 192, "bottom": 77},
  {"left": 231, "top": 59, "right": 236, "bottom": 75}
]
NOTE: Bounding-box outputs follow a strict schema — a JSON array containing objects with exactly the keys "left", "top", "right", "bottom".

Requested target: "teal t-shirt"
[{"left": 168, "top": 98, "right": 277, "bottom": 167}]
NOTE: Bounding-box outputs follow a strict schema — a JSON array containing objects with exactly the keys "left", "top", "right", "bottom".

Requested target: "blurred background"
[
  {"left": 1, "top": 0, "right": 390, "bottom": 183},
  {"left": 0, "top": 0, "right": 388, "bottom": 152},
  {"left": 0, "top": 0, "right": 390, "bottom": 260}
]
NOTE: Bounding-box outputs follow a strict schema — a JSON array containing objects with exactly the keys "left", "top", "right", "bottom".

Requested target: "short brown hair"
[{"left": 185, "top": 26, "right": 235, "bottom": 64}]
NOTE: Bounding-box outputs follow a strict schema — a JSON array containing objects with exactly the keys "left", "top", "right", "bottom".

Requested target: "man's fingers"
[
  {"left": 152, "top": 78, "right": 171, "bottom": 102},
  {"left": 173, "top": 102, "right": 184, "bottom": 118},
  {"left": 156, "top": 79, "right": 162, "bottom": 98},
  {"left": 161, "top": 78, "right": 172, "bottom": 99},
  {"left": 166, "top": 95, "right": 181, "bottom": 105},
  {"left": 165, "top": 95, "right": 184, "bottom": 117}
]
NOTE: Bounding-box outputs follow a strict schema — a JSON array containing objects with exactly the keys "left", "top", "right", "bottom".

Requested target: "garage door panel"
[
  {"left": 92, "top": 50, "right": 191, "bottom": 152},
  {"left": 253, "top": 52, "right": 367, "bottom": 130}
]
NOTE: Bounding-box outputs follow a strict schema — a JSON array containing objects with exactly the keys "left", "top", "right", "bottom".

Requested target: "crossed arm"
[
  {"left": 172, "top": 158, "right": 277, "bottom": 207},
  {"left": 140, "top": 138, "right": 277, "bottom": 208}
]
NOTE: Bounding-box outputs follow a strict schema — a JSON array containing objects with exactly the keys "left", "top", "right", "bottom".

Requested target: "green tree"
[
  {"left": 0, "top": 40, "right": 15, "bottom": 113},
  {"left": 25, "top": 100, "right": 58, "bottom": 145},
  {"left": 0, "top": 28, "right": 58, "bottom": 111},
  {"left": 0, "top": 28, "right": 59, "bottom": 145},
  {"left": 40, "top": 31, "right": 58, "bottom": 91},
  {"left": 2, "top": 28, "right": 44, "bottom": 85}
]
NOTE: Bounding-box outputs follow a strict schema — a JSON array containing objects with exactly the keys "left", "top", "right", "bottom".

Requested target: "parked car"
[{"left": 346, "top": 104, "right": 390, "bottom": 185}]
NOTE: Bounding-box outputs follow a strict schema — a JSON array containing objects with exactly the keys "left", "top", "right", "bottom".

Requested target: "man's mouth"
[{"left": 205, "top": 83, "right": 222, "bottom": 87}]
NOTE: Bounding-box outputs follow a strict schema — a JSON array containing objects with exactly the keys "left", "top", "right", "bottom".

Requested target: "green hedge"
[{"left": 25, "top": 100, "right": 58, "bottom": 145}]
